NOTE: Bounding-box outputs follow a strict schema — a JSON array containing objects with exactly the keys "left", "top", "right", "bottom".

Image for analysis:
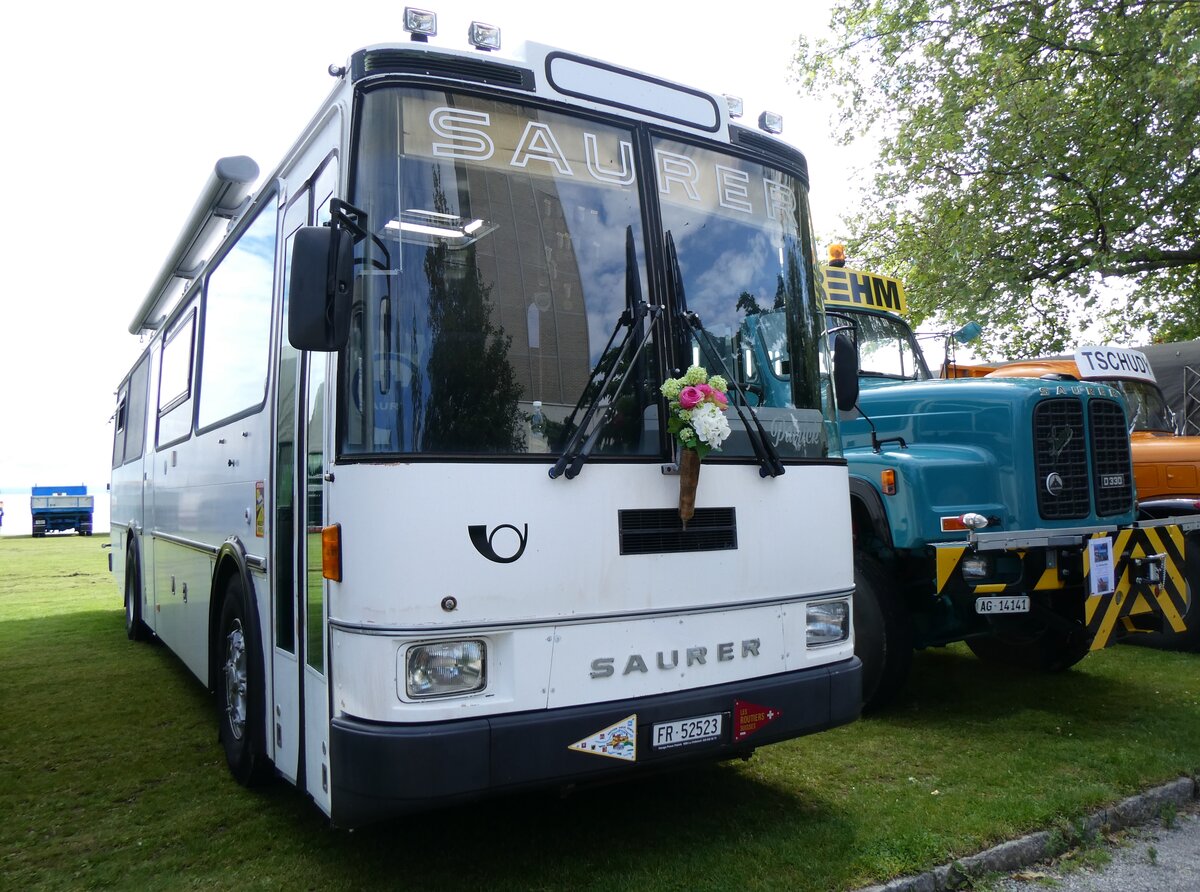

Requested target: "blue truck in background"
[
  {"left": 31, "top": 485, "right": 94, "bottom": 537},
  {"left": 818, "top": 262, "right": 1197, "bottom": 710}
]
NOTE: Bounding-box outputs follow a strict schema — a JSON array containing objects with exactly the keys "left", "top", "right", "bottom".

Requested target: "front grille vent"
[
  {"left": 1090, "top": 398, "right": 1135, "bottom": 516},
  {"left": 1033, "top": 398, "right": 1090, "bottom": 519},
  {"left": 352, "top": 50, "right": 536, "bottom": 90},
  {"left": 618, "top": 508, "right": 737, "bottom": 555}
]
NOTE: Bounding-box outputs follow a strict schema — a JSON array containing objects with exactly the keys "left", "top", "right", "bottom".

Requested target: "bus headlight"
[
  {"left": 405, "top": 640, "right": 486, "bottom": 698},
  {"left": 806, "top": 600, "right": 850, "bottom": 647}
]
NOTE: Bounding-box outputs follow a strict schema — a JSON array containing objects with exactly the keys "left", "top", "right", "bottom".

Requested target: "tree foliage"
[{"left": 794, "top": 0, "right": 1200, "bottom": 356}]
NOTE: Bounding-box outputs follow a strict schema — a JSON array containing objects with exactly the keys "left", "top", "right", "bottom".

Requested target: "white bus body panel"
[{"left": 328, "top": 462, "right": 852, "bottom": 723}]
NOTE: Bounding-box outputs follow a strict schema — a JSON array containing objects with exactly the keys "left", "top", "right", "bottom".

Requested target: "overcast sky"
[{"left": 0, "top": 0, "right": 859, "bottom": 492}]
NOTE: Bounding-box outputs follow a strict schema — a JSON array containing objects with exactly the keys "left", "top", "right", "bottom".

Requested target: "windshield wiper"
[
  {"left": 550, "top": 227, "right": 660, "bottom": 480},
  {"left": 665, "top": 232, "right": 785, "bottom": 479}
]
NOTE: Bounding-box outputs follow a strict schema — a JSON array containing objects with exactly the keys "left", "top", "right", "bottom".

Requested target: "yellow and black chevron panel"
[
  {"left": 934, "top": 545, "right": 1067, "bottom": 597},
  {"left": 1084, "top": 527, "right": 1188, "bottom": 650}
]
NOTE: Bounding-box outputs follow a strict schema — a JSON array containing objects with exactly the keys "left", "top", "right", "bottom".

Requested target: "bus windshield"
[
  {"left": 657, "top": 137, "right": 832, "bottom": 459},
  {"left": 340, "top": 87, "right": 832, "bottom": 460}
]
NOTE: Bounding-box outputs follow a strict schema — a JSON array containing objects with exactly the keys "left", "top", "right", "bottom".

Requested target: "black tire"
[
  {"left": 854, "top": 553, "right": 914, "bottom": 711},
  {"left": 1124, "top": 533, "right": 1200, "bottom": 653},
  {"left": 965, "top": 622, "right": 1091, "bottom": 671},
  {"left": 216, "top": 576, "right": 271, "bottom": 786},
  {"left": 124, "top": 549, "right": 148, "bottom": 642}
]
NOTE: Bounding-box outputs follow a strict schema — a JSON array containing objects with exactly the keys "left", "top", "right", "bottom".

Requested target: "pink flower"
[
  {"left": 710, "top": 389, "right": 728, "bottom": 407},
  {"left": 679, "top": 385, "right": 704, "bottom": 409}
]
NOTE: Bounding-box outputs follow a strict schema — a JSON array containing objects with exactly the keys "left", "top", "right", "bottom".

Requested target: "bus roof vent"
[
  {"left": 351, "top": 48, "right": 535, "bottom": 91},
  {"left": 618, "top": 508, "right": 737, "bottom": 555},
  {"left": 730, "top": 126, "right": 809, "bottom": 187}
]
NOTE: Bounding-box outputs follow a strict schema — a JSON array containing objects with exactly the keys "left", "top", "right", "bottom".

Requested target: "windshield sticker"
[
  {"left": 568, "top": 715, "right": 638, "bottom": 761},
  {"left": 422, "top": 105, "right": 638, "bottom": 188},
  {"left": 654, "top": 148, "right": 796, "bottom": 223},
  {"left": 763, "top": 410, "right": 826, "bottom": 450}
]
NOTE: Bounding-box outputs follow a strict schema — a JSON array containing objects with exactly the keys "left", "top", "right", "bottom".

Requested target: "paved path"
[
  {"left": 857, "top": 778, "right": 1198, "bottom": 892},
  {"left": 990, "top": 805, "right": 1200, "bottom": 892}
]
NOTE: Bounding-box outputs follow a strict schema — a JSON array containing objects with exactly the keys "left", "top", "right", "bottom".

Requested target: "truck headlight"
[
  {"left": 405, "top": 640, "right": 486, "bottom": 699},
  {"left": 807, "top": 599, "right": 850, "bottom": 647}
]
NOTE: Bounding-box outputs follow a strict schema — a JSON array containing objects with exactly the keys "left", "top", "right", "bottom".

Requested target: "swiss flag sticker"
[{"left": 734, "top": 700, "right": 781, "bottom": 741}]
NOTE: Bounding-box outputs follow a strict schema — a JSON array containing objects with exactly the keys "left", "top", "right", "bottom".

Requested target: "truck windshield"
[
  {"left": 851, "top": 311, "right": 931, "bottom": 381},
  {"left": 1110, "top": 380, "right": 1174, "bottom": 433}
]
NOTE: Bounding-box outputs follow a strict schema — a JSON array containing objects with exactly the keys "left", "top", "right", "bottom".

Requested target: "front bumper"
[
  {"left": 933, "top": 519, "right": 1196, "bottom": 648},
  {"left": 329, "top": 657, "right": 861, "bottom": 827}
]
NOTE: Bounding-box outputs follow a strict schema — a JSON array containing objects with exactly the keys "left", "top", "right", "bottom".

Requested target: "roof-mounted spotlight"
[
  {"left": 758, "top": 111, "right": 784, "bottom": 135},
  {"left": 404, "top": 7, "right": 437, "bottom": 41},
  {"left": 724, "top": 95, "right": 744, "bottom": 119},
  {"left": 468, "top": 20, "right": 501, "bottom": 51}
]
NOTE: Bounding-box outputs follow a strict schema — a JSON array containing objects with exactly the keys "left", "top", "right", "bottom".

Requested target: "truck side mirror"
[
  {"left": 833, "top": 332, "right": 859, "bottom": 411},
  {"left": 288, "top": 225, "right": 353, "bottom": 351}
]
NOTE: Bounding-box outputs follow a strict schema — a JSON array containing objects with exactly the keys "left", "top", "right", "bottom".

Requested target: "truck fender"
[{"left": 848, "top": 476, "right": 893, "bottom": 551}]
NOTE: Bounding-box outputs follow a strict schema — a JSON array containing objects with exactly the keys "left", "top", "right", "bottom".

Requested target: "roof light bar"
[
  {"left": 724, "top": 95, "right": 744, "bottom": 119},
  {"left": 758, "top": 111, "right": 783, "bottom": 134},
  {"left": 468, "top": 20, "right": 500, "bottom": 51},
  {"left": 404, "top": 7, "right": 437, "bottom": 40}
]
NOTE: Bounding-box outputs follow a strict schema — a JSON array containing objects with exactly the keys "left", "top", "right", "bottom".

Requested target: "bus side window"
[
  {"left": 157, "top": 310, "right": 196, "bottom": 448},
  {"left": 123, "top": 353, "right": 151, "bottom": 464},
  {"left": 197, "top": 199, "right": 278, "bottom": 431},
  {"left": 112, "top": 389, "right": 128, "bottom": 469}
]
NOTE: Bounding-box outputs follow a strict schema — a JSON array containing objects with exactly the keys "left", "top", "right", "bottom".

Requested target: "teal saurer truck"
[{"left": 819, "top": 263, "right": 1195, "bottom": 709}]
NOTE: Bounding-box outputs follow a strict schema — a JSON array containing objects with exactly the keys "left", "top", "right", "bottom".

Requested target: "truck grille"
[
  {"left": 1033, "top": 399, "right": 1090, "bottom": 519},
  {"left": 1033, "top": 397, "right": 1135, "bottom": 520},
  {"left": 1090, "top": 398, "right": 1134, "bottom": 516}
]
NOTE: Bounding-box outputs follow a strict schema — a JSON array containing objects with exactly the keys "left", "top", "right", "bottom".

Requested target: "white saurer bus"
[{"left": 110, "top": 10, "right": 861, "bottom": 826}]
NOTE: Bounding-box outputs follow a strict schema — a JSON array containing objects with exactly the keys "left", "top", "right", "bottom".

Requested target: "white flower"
[{"left": 690, "top": 401, "right": 730, "bottom": 448}]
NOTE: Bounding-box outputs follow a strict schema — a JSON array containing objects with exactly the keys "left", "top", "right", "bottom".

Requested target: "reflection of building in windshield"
[{"left": 461, "top": 165, "right": 592, "bottom": 411}]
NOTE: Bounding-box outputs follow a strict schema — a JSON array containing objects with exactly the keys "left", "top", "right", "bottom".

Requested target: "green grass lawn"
[{"left": 2, "top": 536, "right": 1197, "bottom": 891}]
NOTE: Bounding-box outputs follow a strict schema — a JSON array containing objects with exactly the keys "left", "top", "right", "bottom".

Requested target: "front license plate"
[
  {"left": 652, "top": 713, "right": 723, "bottom": 750},
  {"left": 975, "top": 596, "right": 1030, "bottom": 615}
]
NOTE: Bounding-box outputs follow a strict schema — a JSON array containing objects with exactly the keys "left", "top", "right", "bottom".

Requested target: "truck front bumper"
[{"left": 934, "top": 518, "right": 1198, "bottom": 648}]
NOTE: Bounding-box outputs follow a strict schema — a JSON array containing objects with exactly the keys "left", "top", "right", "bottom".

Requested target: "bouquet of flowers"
[{"left": 661, "top": 367, "right": 731, "bottom": 525}]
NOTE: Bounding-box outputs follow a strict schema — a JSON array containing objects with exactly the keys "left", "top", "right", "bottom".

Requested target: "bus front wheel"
[{"left": 217, "top": 577, "right": 271, "bottom": 786}]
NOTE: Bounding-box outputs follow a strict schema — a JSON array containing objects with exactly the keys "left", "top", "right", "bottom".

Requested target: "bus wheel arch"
[
  {"left": 211, "top": 543, "right": 272, "bottom": 786},
  {"left": 124, "top": 533, "right": 149, "bottom": 641}
]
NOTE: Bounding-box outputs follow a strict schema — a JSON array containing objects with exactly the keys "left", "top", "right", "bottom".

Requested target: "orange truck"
[{"left": 978, "top": 346, "right": 1200, "bottom": 650}]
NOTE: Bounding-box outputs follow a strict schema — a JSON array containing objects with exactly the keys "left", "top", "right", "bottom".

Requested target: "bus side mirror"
[
  {"left": 289, "top": 225, "right": 353, "bottom": 351},
  {"left": 833, "top": 333, "right": 859, "bottom": 412}
]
